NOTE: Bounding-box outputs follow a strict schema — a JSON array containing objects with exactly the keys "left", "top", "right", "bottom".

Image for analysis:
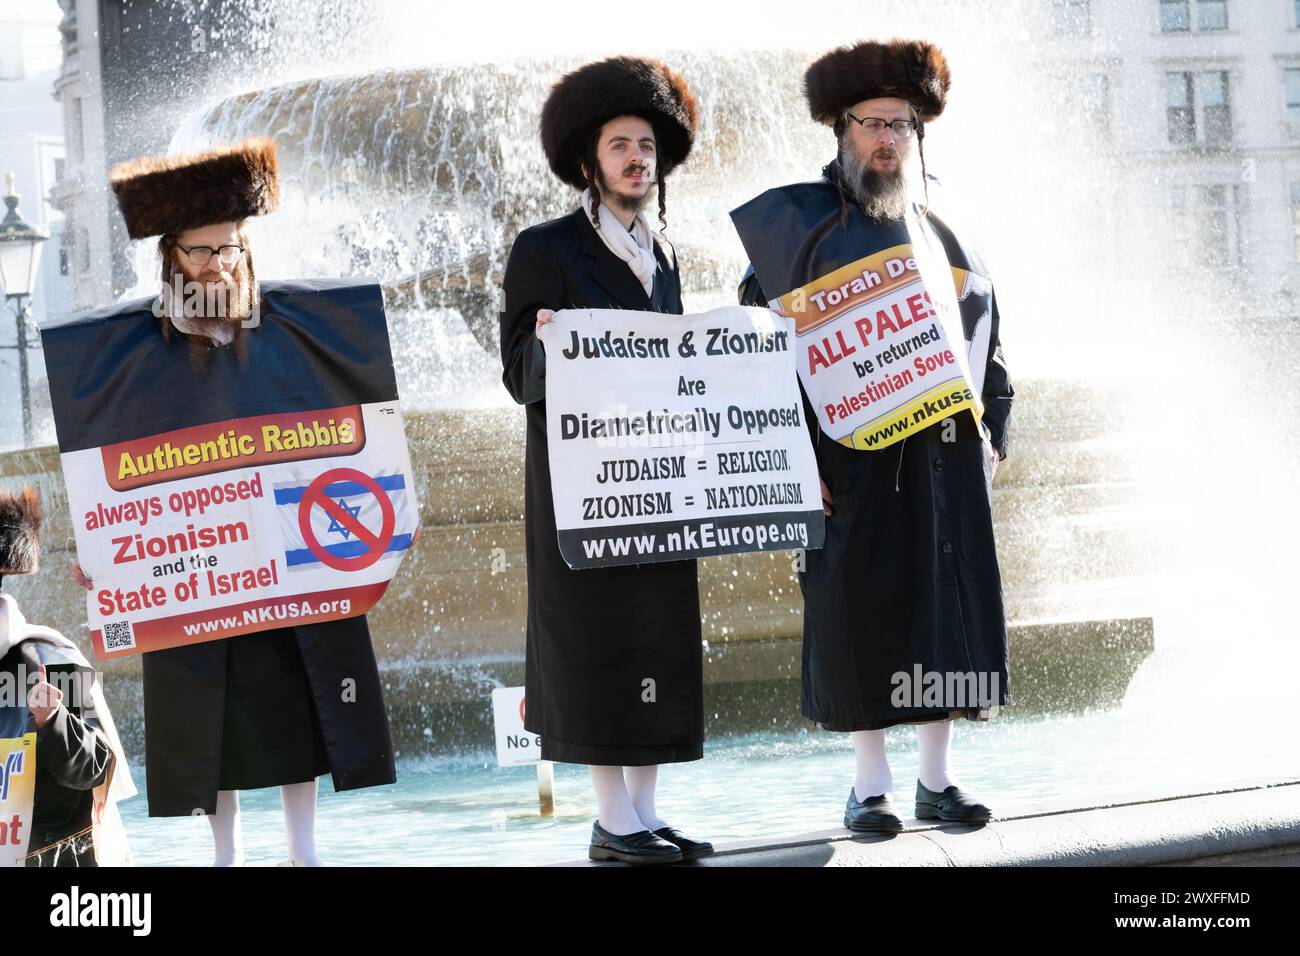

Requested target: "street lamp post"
[{"left": 0, "top": 173, "right": 50, "bottom": 448}]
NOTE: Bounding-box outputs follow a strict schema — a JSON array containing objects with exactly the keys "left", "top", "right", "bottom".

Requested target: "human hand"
[
  {"left": 72, "top": 561, "right": 93, "bottom": 590},
  {"left": 535, "top": 309, "right": 556, "bottom": 333},
  {"left": 820, "top": 477, "right": 833, "bottom": 516},
  {"left": 28, "top": 665, "right": 63, "bottom": 729}
]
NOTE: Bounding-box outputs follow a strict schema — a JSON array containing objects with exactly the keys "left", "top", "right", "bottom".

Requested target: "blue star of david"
[{"left": 326, "top": 498, "right": 364, "bottom": 539}]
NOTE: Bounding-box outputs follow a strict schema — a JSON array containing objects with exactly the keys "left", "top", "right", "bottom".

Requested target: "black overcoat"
[
  {"left": 499, "top": 207, "right": 704, "bottom": 766},
  {"left": 0, "top": 643, "right": 111, "bottom": 866},
  {"left": 733, "top": 162, "right": 1014, "bottom": 731},
  {"left": 142, "top": 616, "right": 395, "bottom": 816}
]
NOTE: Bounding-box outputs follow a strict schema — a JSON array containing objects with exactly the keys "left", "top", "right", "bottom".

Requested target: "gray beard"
[{"left": 840, "top": 145, "right": 910, "bottom": 221}]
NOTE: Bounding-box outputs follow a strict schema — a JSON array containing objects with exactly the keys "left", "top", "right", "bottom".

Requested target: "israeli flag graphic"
[{"left": 275, "top": 471, "right": 416, "bottom": 571}]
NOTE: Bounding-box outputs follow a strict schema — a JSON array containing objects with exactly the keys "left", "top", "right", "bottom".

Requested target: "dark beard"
[
  {"left": 840, "top": 144, "right": 910, "bottom": 221},
  {"left": 161, "top": 259, "right": 255, "bottom": 364},
  {"left": 595, "top": 164, "right": 654, "bottom": 214}
]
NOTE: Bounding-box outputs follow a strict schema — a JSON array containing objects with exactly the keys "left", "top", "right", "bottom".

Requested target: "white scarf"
[
  {"left": 577, "top": 188, "right": 658, "bottom": 297},
  {"left": 171, "top": 313, "right": 237, "bottom": 346}
]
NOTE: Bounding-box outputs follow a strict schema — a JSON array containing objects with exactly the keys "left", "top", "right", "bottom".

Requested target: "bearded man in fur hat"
[
  {"left": 499, "top": 56, "right": 713, "bottom": 864},
  {"left": 732, "top": 39, "right": 1014, "bottom": 832},
  {"left": 70, "top": 138, "right": 395, "bottom": 866},
  {"left": 1, "top": 486, "right": 135, "bottom": 867}
]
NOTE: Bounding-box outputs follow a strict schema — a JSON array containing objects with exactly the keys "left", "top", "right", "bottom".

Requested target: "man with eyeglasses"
[
  {"left": 112, "top": 151, "right": 265, "bottom": 359},
  {"left": 162, "top": 231, "right": 254, "bottom": 349},
  {"left": 731, "top": 39, "right": 1014, "bottom": 833},
  {"left": 63, "top": 137, "right": 397, "bottom": 865}
]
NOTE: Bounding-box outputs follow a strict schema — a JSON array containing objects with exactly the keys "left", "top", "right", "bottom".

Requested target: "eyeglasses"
[
  {"left": 844, "top": 114, "right": 918, "bottom": 138},
  {"left": 175, "top": 243, "right": 245, "bottom": 268}
]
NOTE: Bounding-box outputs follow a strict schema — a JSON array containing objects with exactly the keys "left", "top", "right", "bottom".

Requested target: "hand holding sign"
[{"left": 27, "top": 665, "right": 63, "bottom": 729}]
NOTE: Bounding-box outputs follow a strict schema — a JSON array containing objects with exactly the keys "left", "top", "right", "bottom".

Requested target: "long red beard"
[
  {"left": 166, "top": 261, "right": 254, "bottom": 325},
  {"left": 189, "top": 263, "right": 253, "bottom": 322}
]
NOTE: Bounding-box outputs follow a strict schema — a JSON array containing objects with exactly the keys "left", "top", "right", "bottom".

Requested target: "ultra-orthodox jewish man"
[
  {"left": 499, "top": 56, "right": 714, "bottom": 864},
  {"left": 70, "top": 138, "right": 396, "bottom": 865},
  {"left": 732, "top": 39, "right": 1014, "bottom": 832}
]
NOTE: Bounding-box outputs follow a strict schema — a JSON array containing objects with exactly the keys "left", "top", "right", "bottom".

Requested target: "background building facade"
[
  {"left": 1041, "top": 0, "right": 1300, "bottom": 316},
  {"left": 0, "top": 5, "right": 68, "bottom": 449}
]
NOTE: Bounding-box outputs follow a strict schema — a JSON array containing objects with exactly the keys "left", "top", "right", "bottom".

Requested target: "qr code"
[{"left": 103, "top": 620, "right": 136, "bottom": 652}]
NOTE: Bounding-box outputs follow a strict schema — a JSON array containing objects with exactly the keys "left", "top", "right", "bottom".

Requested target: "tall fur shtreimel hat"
[
  {"left": 804, "top": 38, "right": 951, "bottom": 126},
  {"left": 0, "top": 486, "right": 41, "bottom": 577},
  {"left": 541, "top": 56, "right": 698, "bottom": 190},
  {"left": 109, "top": 136, "right": 281, "bottom": 240}
]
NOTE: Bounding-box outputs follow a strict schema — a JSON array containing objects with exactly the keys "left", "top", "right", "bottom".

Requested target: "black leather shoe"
[
  {"left": 653, "top": 826, "right": 714, "bottom": 861},
  {"left": 914, "top": 780, "right": 992, "bottom": 823},
  {"left": 843, "top": 788, "right": 904, "bottom": 833},
  {"left": 589, "top": 821, "right": 683, "bottom": 864}
]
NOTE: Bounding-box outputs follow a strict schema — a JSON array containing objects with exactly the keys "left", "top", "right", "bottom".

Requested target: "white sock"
[
  {"left": 281, "top": 779, "right": 321, "bottom": 866},
  {"left": 916, "top": 719, "right": 959, "bottom": 791},
  {"left": 851, "top": 729, "right": 892, "bottom": 800},
  {"left": 208, "top": 789, "right": 243, "bottom": 867},
  {"left": 588, "top": 765, "right": 645, "bottom": 836},
  {"left": 624, "top": 765, "right": 666, "bottom": 831}
]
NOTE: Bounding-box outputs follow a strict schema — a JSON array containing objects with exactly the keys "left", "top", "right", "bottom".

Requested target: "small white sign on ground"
[{"left": 491, "top": 686, "right": 542, "bottom": 767}]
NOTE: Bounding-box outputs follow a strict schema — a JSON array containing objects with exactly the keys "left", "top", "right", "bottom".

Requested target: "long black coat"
[
  {"left": 734, "top": 164, "right": 1013, "bottom": 731},
  {"left": 1, "top": 645, "right": 112, "bottom": 866},
  {"left": 499, "top": 207, "right": 704, "bottom": 766},
  {"left": 142, "top": 616, "right": 395, "bottom": 816}
]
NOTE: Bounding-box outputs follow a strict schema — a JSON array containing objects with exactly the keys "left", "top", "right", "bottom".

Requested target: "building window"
[
  {"left": 69, "top": 98, "right": 84, "bottom": 164},
  {"left": 1197, "top": 0, "right": 1227, "bottom": 30},
  {"left": 1166, "top": 70, "right": 1231, "bottom": 147},
  {"left": 59, "top": 247, "right": 69, "bottom": 276},
  {"left": 76, "top": 227, "right": 89, "bottom": 273},
  {"left": 1287, "top": 69, "right": 1300, "bottom": 139},
  {"left": 1295, "top": 0, "right": 1299, "bottom": 28},
  {"left": 1160, "top": 0, "right": 1190, "bottom": 31},
  {"left": 1293, "top": 184, "right": 1300, "bottom": 263},
  {"left": 1080, "top": 73, "right": 1110, "bottom": 131},
  {"left": 1171, "top": 184, "right": 1241, "bottom": 270},
  {"left": 1052, "top": 0, "right": 1091, "bottom": 35},
  {"left": 1160, "top": 0, "right": 1227, "bottom": 32},
  {"left": 1199, "top": 72, "right": 1230, "bottom": 145},
  {"left": 1166, "top": 72, "right": 1195, "bottom": 143}
]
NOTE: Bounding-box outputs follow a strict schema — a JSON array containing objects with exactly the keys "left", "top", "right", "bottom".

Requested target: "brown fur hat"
[
  {"left": 109, "top": 137, "right": 281, "bottom": 240},
  {"left": 804, "top": 39, "right": 951, "bottom": 126},
  {"left": 541, "top": 56, "right": 698, "bottom": 190},
  {"left": 0, "top": 486, "right": 41, "bottom": 576}
]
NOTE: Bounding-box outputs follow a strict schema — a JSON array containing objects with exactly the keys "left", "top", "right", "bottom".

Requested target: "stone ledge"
[{"left": 568, "top": 780, "right": 1300, "bottom": 867}]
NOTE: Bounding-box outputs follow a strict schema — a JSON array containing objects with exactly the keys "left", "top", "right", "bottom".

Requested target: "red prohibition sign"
[{"left": 298, "top": 467, "right": 396, "bottom": 572}]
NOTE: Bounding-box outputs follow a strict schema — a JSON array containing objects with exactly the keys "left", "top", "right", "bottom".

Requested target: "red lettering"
[
  {"left": 855, "top": 315, "right": 873, "bottom": 345},
  {"left": 906, "top": 293, "right": 934, "bottom": 323},
  {"left": 98, "top": 584, "right": 167, "bottom": 615},
  {"left": 808, "top": 343, "right": 830, "bottom": 375}
]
